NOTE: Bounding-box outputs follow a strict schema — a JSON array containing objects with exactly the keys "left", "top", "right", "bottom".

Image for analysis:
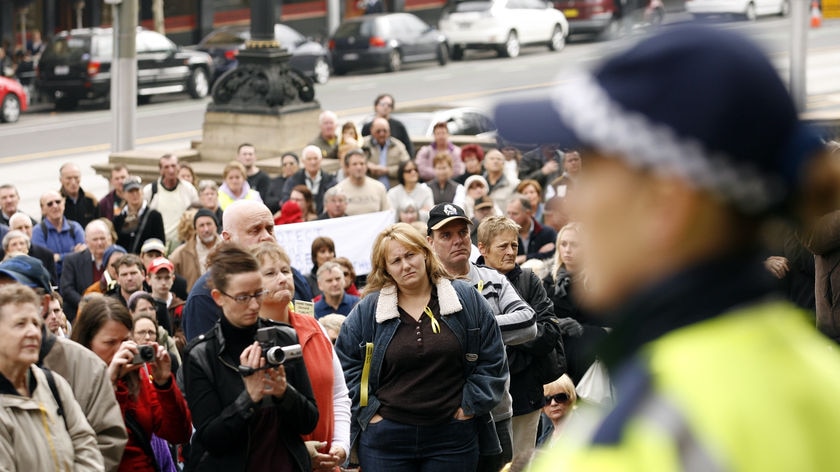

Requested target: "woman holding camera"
[
  {"left": 335, "top": 223, "right": 508, "bottom": 471},
  {"left": 182, "top": 243, "right": 318, "bottom": 471},
  {"left": 72, "top": 296, "right": 192, "bottom": 472},
  {"left": 252, "top": 242, "right": 351, "bottom": 471}
]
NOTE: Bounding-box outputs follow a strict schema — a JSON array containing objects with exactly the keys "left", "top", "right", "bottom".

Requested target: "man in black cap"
[
  {"left": 169, "top": 208, "right": 220, "bottom": 292},
  {"left": 0, "top": 255, "right": 128, "bottom": 470},
  {"left": 495, "top": 25, "right": 840, "bottom": 469}
]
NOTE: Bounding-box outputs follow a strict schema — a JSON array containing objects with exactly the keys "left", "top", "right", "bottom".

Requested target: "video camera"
[{"left": 238, "top": 324, "right": 303, "bottom": 376}]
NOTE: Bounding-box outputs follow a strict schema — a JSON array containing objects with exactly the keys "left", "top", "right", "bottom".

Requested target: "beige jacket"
[
  {"left": 42, "top": 336, "right": 127, "bottom": 472},
  {"left": 0, "top": 366, "right": 104, "bottom": 471},
  {"left": 362, "top": 136, "right": 411, "bottom": 188}
]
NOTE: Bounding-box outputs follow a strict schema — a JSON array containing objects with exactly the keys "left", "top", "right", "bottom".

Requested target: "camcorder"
[
  {"left": 238, "top": 324, "right": 303, "bottom": 376},
  {"left": 257, "top": 326, "right": 303, "bottom": 366},
  {"left": 131, "top": 345, "right": 156, "bottom": 364}
]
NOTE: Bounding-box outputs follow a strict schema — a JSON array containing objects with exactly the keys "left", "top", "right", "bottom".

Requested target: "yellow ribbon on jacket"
[{"left": 424, "top": 306, "right": 441, "bottom": 334}]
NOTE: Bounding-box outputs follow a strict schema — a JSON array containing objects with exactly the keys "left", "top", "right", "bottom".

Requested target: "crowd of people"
[{"left": 3, "top": 24, "right": 840, "bottom": 472}]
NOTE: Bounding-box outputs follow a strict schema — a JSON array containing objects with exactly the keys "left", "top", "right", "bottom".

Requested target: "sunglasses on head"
[{"left": 545, "top": 393, "right": 570, "bottom": 404}]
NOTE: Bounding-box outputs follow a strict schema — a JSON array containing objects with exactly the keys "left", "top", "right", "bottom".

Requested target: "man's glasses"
[
  {"left": 45, "top": 199, "right": 62, "bottom": 207},
  {"left": 220, "top": 289, "right": 268, "bottom": 305},
  {"left": 545, "top": 393, "right": 570, "bottom": 404}
]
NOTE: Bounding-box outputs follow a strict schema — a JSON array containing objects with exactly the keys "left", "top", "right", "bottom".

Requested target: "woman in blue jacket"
[{"left": 335, "top": 222, "right": 507, "bottom": 471}]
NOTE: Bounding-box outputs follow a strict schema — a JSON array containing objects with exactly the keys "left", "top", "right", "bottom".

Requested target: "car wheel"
[
  {"left": 437, "top": 43, "right": 449, "bottom": 66},
  {"left": 386, "top": 50, "right": 402, "bottom": 72},
  {"left": 743, "top": 2, "right": 757, "bottom": 21},
  {"left": 499, "top": 31, "right": 520, "bottom": 58},
  {"left": 188, "top": 67, "right": 210, "bottom": 99},
  {"left": 451, "top": 45, "right": 464, "bottom": 61},
  {"left": 779, "top": 0, "right": 790, "bottom": 16},
  {"left": 313, "top": 57, "right": 331, "bottom": 84},
  {"left": 548, "top": 25, "right": 565, "bottom": 51},
  {"left": 55, "top": 96, "right": 78, "bottom": 111},
  {"left": 0, "top": 94, "right": 21, "bottom": 123}
]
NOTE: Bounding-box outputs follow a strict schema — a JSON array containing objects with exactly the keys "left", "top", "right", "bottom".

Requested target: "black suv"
[{"left": 37, "top": 28, "right": 214, "bottom": 110}]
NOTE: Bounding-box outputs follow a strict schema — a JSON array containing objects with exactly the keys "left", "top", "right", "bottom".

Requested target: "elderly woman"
[
  {"left": 0, "top": 284, "right": 103, "bottom": 470},
  {"left": 198, "top": 180, "right": 224, "bottom": 230},
  {"left": 218, "top": 161, "right": 263, "bottom": 211},
  {"left": 536, "top": 374, "right": 577, "bottom": 447},
  {"left": 387, "top": 160, "right": 434, "bottom": 223},
  {"left": 252, "top": 242, "right": 352, "bottom": 471},
  {"left": 182, "top": 244, "right": 319, "bottom": 470},
  {"left": 72, "top": 297, "right": 192, "bottom": 471},
  {"left": 335, "top": 223, "right": 507, "bottom": 471},
  {"left": 2, "top": 229, "right": 30, "bottom": 259}
]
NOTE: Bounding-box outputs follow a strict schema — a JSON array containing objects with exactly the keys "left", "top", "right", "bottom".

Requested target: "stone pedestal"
[{"left": 198, "top": 106, "right": 322, "bottom": 162}]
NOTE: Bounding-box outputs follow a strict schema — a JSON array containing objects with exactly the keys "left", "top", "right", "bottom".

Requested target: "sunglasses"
[
  {"left": 545, "top": 393, "right": 570, "bottom": 404},
  {"left": 403, "top": 168, "right": 418, "bottom": 174},
  {"left": 45, "top": 199, "right": 62, "bottom": 207}
]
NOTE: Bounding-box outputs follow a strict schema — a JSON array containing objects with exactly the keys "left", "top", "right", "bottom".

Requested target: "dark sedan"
[
  {"left": 197, "top": 24, "right": 332, "bottom": 84},
  {"left": 329, "top": 13, "right": 449, "bottom": 75}
]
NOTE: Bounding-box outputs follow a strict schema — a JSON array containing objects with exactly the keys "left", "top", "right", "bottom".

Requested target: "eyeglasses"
[
  {"left": 545, "top": 393, "right": 570, "bottom": 404},
  {"left": 378, "top": 101, "right": 393, "bottom": 108},
  {"left": 135, "top": 329, "right": 157, "bottom": 339},
  {"left": 403, "top": 168, "right": 418, "bottom": 174},
  {"left": 45, "top": 199, "right": 62, "bottom": 207},
  {"left": 220, "top": 289, "right": 268, "bottom": 305}
]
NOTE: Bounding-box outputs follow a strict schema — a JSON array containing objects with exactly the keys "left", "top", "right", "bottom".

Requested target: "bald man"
[{"left": 181, "top": 200, "right": 313, "bottom": 340}]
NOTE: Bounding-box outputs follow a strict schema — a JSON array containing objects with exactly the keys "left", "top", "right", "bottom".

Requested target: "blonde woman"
[
  {"left": 218, "top": 161, "right": 262, "bottom": 211},
  {"left": 334, "top": 223, "right": 507, "bottom": 471},
  {"left": 544, "top": 223, "right": 608, "bottom": 384},
  {"left": 536, "top": 375, "right": 577, "bottom": 446}
]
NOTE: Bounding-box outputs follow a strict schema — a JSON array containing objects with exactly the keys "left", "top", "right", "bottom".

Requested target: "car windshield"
[
  {"left": 276, "top": 25, "right": 304, "bottom": 46},
  {"left": 41, "top": 36, "right": 92, "bottom": 62},
  {"left": 203, "top": 30, "right": 248, "bottom": 46},
  {"left": 450, "top": 1, "right": 494, "bottom": 12},
  {"left": 334, "top": 20, "right": 376, "bottom": 38}
]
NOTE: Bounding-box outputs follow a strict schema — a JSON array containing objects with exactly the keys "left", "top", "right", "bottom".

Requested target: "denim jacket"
[{"left": 335, "top": 278, "right": 508, "bottom": 454}]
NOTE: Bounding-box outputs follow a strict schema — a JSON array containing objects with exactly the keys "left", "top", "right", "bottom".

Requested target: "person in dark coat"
[
  {"left": 182, "top": 244, "right": 318, "bottom": 471},
  {"left": 113, "top": 177, "right": 166, "bottom": 254}
]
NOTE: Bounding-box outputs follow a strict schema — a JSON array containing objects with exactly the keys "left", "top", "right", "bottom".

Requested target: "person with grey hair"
[
  {"left": 282, "top": 145, "right": 337, "bottom": 215},
  {"left": 314, "top": 261, "right": 360, "bottom": 319},
  {"left": 60, "top": 219, "right": 113, "bottom": 321},
  {"left": 3, "top": 213, "right": 57, "bottom": 283},
  {"left": 197, "top": 179, "right": 223, "bottom": 230},
  {"left": 317, "top": 186, "right": 348, "bottom": 220},
  {"left": 506, "top": 193, "right": 557, "bottom": 262},
  {"left": 309, "top": 110, "right": 340, "bottom": 159},
  {"left": 361, "top": 117, "right": 411, "bottom": 189},
  {"left": 2, "top": 229, "right": 30, "bottom": 258}
]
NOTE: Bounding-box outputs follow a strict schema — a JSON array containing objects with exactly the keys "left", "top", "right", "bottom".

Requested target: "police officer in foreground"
[{"left": 494, "top": 25, "right": 840, "bottom": 469}]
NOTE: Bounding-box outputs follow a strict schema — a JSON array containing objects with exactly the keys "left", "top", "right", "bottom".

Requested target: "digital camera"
[{"left": 131, "top": 345, "right": 156, "bottom": 364}]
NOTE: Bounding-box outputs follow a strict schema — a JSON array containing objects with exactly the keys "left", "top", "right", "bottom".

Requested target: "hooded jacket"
[{"left": 0, "top": 365, "right": 104, "bottom": 471}]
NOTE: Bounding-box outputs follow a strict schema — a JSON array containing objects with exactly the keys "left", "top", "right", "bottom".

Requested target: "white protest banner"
[{"left": 274, "top": 210, "right": 396, "bottom": 276}]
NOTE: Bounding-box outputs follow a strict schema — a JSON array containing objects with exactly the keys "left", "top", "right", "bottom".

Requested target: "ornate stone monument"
[{"left": 198, "top": 0, "right": 322, "bottom": 162}]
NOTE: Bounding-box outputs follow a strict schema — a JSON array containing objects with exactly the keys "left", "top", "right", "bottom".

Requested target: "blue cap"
[
  {"left": 0, "top": 255, "right": 53, "bottom": 293},
  {"left": 494, "top": 25, "right": 823, "bottom": 215}
]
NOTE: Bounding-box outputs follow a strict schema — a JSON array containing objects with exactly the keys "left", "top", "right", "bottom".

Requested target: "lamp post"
[{"left": 208, "top": 0, "right": 317, "bottom": 114}]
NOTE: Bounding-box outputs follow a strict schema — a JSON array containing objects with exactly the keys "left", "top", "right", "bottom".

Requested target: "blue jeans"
[{"left": 359, "top": 416, "right": 479, "bottom": 472}]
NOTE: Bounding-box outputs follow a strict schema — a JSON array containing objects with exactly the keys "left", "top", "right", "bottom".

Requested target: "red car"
[{"left": 0, "top": 76, "right": 26, "bottom": 123}]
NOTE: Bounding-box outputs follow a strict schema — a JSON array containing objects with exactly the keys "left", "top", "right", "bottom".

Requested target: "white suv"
[{"left": 439, "top": 0, "right": 569, "bottom": 60}]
